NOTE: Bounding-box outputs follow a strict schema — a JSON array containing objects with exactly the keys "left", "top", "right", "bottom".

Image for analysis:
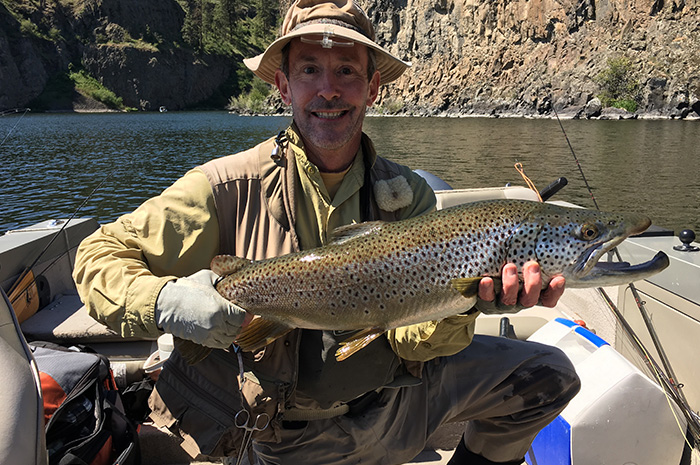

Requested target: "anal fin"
[
  {"left": 235, "top": 318, "right": 293, "bottom": 353},
  {"left": 335, "top": 328, "right": 385, "bottom": 361}
]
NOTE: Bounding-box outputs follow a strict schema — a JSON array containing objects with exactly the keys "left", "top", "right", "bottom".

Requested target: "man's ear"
[
  {"left": 366, "top": 70, "right": 381, "bottom": 107},
  {"left": 275, "top": 70, "right": 292, "bottom": 105}
]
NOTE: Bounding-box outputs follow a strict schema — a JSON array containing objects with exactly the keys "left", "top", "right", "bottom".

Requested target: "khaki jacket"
[{"left": 73, "top": 127, "right": 479, "bottom": 457}]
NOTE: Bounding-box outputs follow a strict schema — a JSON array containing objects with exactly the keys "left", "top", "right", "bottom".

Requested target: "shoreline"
[{"left": 7, "top": 106, "right": 699, "bottom": 121}]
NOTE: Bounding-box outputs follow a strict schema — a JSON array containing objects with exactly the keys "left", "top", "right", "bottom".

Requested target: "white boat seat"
[{"left": 434, "top": 186, "right": 540, "bottom": 210}]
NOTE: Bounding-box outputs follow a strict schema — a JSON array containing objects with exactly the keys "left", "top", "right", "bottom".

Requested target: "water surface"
[{"left": 1, "top": 112, "right": 698, "bottom": 235}]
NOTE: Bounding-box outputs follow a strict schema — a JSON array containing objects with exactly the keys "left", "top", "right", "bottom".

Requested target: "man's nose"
[{"left": 316, "top": 70, "right": 341, "bottom": 100}]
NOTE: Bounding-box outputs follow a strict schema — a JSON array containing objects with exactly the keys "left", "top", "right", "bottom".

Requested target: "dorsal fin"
[
  {"left": 330, "top": 221, "right": 386, "bottom": 245},
  {"left": 211, "top": 255, "right": 251, "bottom": 276}
]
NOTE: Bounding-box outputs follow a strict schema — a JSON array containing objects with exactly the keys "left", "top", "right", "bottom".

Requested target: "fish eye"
[{"left": 578, "top": 223, "right": 599, "bottom": 241}]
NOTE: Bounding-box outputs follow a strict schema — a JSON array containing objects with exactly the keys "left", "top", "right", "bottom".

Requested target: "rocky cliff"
[
  {"left": 2, "top": 0, "right": 699, "bottom": 117},
  {"left": 369, "top": 0, "right": 700, "bottom": 117},
  {"left": 0, "top": 0, "right": 246, "bottom": 111}
]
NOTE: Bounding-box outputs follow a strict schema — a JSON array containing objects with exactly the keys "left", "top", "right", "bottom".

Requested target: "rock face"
[
  {"left": 0, "top": 0, "right": 237, "bottom": 111},
  {"left": 0, "top": 3, "right": 68, "bottom": 110},
  {"left": 1, "top": 0, "right": 699, "bottom": 116},
  {"left": 81, "top": 45, "right": 232, "bottom": 111},
  {"left": 367, "top": 0, "right": 700, "bottom": 117}
]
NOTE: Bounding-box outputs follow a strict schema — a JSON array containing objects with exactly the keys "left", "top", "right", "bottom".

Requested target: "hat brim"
[{"left": 244, "top": 23, "right": 411, "bottom": 86}]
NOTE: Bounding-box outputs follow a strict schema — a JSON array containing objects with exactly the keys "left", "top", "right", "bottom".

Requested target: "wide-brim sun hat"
[{"left": 244, "top": 0, "right": 411, "bottom": 86}]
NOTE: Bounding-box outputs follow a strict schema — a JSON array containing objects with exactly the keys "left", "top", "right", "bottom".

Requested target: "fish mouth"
[
  {"left": 574, "top": 215, "right": 651, "bottom": 278},
  {"left": 570, "top": 215, "right": 669, "bottom": 285},
  {"left": 574, "top": 235, "right": 628, "bottom": 278},
  {"left": 572, "top": 248, "right": 670, "bottom": 286}
]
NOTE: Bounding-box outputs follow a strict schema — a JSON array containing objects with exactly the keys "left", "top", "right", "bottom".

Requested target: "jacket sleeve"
[
  {"left": 72, "top": 169, "right": 220, "bottom": 338},
  {"left": 387, "top": 312, "right": 480, "bottom": 361},
  {"left": 385, "top": 170, "right": 481, "bottom": 362}
]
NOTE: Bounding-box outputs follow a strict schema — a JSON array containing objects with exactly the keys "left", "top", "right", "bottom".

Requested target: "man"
[{"left": 73, "top": 0, "right": 580, "bottom": 464}]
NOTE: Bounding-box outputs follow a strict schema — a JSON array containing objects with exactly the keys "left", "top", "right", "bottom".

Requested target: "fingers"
[
  {"left": 540, "top": 275, "right": 566, "bottom": 307},
  {"left": 519, "top": 261, "right": 543, "bottom": 308},
  {"left": 485, "top": 261, "right": 566, "bottom": 309},
  {"left": 500, "top": 263, "right": 519, "bottom": 306},
  {"left": 478, "top": 277, "right": 496, "bottom": 302},
  {"left": 478, "top": 261, "right": 568, "bottom": 312}
]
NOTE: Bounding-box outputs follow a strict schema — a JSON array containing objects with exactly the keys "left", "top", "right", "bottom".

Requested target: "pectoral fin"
[
  {"left": 451, "top": 277, "right": 483, "bottom": 298},
  {"left": 451, "top": 277, "right": 505, "bottom": 299},
  {"left": 235, "top": 318, "right": 293, "bottom": 353},
  {"left": 335, "top": 328, "right": 385, "bottom": 361}
]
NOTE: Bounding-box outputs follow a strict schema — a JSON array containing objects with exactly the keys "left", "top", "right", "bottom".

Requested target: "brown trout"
[{"left": 183, "top": 199, "right": 669, "bottom": 362}]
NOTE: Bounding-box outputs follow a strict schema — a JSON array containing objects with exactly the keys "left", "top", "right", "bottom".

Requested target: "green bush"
[
  {"left": 228, "top": 77, "right": 272, "bottom": 113},
  {"left": 19, "top": 18, "right": 40, "bottom": 38},
  {"left": 608, "top": 98, "right": 638, "bottom": 113},
  {"left": 69, "top": 69, "right": 124, "bottom": 109},
  {"left": 595, "top": 57, "right": 641, "bottom": 112}
]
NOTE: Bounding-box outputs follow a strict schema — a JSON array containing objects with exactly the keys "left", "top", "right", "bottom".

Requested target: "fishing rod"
[
  {"left": 598, "top": 289, "right": 700, "bottom": 441},
  {"left": 7, "top": 170, "right": 115, "bottom": 305},
  {"left": 0, "top": 108, "right": 31, "bottom": 148},
  {"left": 548, "top": 102, "right": 700, "bottom": 442}
]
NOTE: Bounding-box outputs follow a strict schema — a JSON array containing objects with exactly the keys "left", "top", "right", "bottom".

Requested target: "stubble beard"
[{"left": 294, "top": 100, "right": 367, "bottom": 154}]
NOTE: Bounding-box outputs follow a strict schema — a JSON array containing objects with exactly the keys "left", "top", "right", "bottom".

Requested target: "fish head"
[{"left": 507, "top": 203, "right": 668, "bottom": 288}]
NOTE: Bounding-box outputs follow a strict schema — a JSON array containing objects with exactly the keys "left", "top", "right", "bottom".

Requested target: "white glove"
[{"left": 154, "top": 270, "right": 247, "bottom": 349}]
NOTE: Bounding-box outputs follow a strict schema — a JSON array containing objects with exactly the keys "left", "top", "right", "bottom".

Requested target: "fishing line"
[
  {"left": 7, "top": 170, "right": 116, "bottom": 303},
  {"left": 0, "top": 108, "right": 30, "bottom": 148},
  {"left": 549, "top": 100, "right": 700, "bottom": 445},
  {"left": 550, "top": 102, "right": 599, "bottom": 209}
]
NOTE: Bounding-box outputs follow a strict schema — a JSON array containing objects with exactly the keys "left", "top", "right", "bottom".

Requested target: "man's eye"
[
  {"left": 340, "top": 67, "right": 354, "bottom": 75},
  {"left": 303, "top": 66, "right": 316, "bottom": 74}
]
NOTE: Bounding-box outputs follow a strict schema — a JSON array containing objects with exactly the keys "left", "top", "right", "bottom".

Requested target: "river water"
[{"left": 1, "top": 111, "right": 698, "bottom": 236}]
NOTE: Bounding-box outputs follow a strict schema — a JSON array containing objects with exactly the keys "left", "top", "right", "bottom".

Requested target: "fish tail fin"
[
  {"left": 235, "top": 318, "right": 293, "bottom": 353},
  {"left": 211, "top": 255, "right": 251, "bottom": 276},
  {"left": 174, "top": 337, "right": 213, "bottom": 365},
  {"left": 335, "top": 328, "right": 385, "bottom": 361}
]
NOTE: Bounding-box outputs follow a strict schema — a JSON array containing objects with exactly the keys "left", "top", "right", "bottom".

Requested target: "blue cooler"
[{"left": 525, "top": 318, "right": 686, "bottom": 465}]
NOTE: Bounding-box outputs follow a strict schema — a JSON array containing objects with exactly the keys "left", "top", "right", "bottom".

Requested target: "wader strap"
[
  {"left": 282, "top": 404, "right": 350, "bottom": 421},
  {"left": 360, "top": 137, "right": 373, "bottom": 222}
]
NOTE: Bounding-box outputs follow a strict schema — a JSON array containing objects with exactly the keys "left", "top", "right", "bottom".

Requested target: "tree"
[{"left": 595, "top": 56, "right": 641, "bottom": 112}]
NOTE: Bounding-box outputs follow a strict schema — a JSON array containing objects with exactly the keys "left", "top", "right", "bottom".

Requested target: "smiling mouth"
[{"left": 312, "top": 110, "right": 348, "bottom": 119}]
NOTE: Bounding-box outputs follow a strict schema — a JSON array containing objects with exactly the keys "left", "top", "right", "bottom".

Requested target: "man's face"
[{"left": 275, "top": 37, "right": 380, "bottom": 164}]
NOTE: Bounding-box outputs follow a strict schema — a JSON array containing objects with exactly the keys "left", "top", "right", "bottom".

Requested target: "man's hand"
[
  {"left": 155, "top": 270, "right": 253, "bottom": 349},
  {"left": 476, "top": 261, "right": 566, "bottom": 314}
]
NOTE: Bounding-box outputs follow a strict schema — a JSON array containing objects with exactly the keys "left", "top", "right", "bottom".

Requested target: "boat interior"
[{"left": 2, "top": 183, "right": 699, "bottom": 464}]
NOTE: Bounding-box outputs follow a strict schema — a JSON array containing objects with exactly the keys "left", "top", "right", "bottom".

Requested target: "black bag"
[{"left": 31, "top": 342, "right": 140, "bottom": 465}]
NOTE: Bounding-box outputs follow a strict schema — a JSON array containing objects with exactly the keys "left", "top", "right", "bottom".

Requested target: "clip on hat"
[{"left": 244, "top": 0, "right": 411, "bottom": 86}]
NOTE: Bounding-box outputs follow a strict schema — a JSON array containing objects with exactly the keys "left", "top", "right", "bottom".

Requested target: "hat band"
[{"left": 290, "top": 18, "right": 370, "bottom": 39}]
